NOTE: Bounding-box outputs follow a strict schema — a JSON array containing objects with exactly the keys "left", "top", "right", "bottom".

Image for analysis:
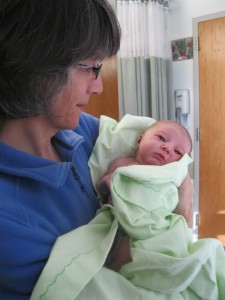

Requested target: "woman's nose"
[{"left": 88, "top": 76, "right": 103, "bottom": 95}]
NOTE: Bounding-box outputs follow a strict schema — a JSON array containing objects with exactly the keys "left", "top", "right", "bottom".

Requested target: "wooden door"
[
  {"left": 84, "top": 56, "right": 119, "bottom": 120},
  {"left": 198, "top": 17, "right": 225, "bottom": 245}
]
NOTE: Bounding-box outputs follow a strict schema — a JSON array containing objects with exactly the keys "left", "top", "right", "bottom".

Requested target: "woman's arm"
[
  {"left": 108, "top": 174, "right": 194, "bottom": 272},
  {"left": 106, "top": 235, "right": 131, "bottom": 272},
  {"left": 97, "top": 157, "right": 137, "bottom": 204},
  {"left": 174, "top": 174, "right": 194, "bottom": 228}
]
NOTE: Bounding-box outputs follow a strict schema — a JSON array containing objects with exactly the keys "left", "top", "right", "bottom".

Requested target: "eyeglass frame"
[{"left": 76, "top": 63, "right": 103, "bottom": 80}]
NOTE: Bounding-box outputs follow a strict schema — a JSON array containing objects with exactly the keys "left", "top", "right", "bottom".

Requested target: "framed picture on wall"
[{"left": 171, "top": 37, "right": 193, "bottom": 61}]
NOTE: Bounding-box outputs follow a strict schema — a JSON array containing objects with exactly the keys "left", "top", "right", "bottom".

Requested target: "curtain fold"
[
  {"left": 117, "top": 0, "right": 173, "bottom": 120},
  {"left": 118, "top": 57, "right": 150, "bottom": 116}
]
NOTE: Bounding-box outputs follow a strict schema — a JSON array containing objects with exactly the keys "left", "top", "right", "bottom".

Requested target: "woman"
[{"left": 0, "top": 0, "right": 193, "bottom": 299}]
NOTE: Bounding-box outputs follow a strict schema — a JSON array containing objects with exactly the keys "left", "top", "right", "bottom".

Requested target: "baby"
[{"left": 98, "top": 120, "right": 192, "bottom": 204}]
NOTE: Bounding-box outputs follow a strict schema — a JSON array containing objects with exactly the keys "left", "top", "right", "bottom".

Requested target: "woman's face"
[{"left": 49, "top": 59, "right": 103, "bottom": 130}]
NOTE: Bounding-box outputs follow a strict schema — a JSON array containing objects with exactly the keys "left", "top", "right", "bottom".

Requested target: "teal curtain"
[
  {"left": 118, "top": 57, "right": 173, "bottom": 120},
  {"left": 116, "top": 0, "right": 174, "bottom": 120}
]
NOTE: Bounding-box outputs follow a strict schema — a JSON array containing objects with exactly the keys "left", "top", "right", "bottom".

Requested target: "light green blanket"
[{"left": 31, "top": 115, "right": 225, "bottom": 300}]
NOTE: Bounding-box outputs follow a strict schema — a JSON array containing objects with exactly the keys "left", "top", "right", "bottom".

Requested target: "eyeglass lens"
[{"left": 77, "top": 63, "right": 103, "bottom": 80}]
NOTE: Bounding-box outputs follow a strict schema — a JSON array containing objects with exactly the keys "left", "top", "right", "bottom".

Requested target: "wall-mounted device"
[{"left": 174, "top": 89, "right": 190, "bottom": 122}]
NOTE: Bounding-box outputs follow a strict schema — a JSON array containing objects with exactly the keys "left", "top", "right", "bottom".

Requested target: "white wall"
[
  {"left": 170, "top": 0, "right": 225, "bottom": 233},
  {"left": 112, "top": 0, "right": 225, "bottom": 150},
  {"left": 170, "top": 0, "right": 225, "bottom": 149}
]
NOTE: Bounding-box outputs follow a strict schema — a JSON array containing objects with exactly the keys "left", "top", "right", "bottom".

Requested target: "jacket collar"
[{"left": 0, "top": 129, "right": 84, "bottom": 189}]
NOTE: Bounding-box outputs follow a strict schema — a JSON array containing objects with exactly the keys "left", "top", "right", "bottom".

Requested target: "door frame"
[{"left": 192, "top": 11, "right": 225, "bottom": 240}]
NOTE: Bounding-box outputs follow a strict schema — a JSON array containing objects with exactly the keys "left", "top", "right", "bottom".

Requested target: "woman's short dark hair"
[{"left": 0, "top": 0, "right": 121, "bottom": 119}]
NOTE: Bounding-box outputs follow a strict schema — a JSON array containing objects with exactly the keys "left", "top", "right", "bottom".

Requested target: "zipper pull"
[{"left": 71, "top": 165, "right": 85, "bottom": 192}]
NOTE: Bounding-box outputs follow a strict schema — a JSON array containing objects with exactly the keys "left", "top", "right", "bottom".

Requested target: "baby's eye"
[
  {"left": 158, "top": 135, "right": 165, "bottom": 142},
  {"left": 174, "top": 149, "right": 182, "bottom": 156}
]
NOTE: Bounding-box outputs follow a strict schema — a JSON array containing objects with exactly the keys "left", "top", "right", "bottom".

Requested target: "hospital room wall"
[
  {"left": 170, "top": 0, "right": 225, "bottom": 156},
  {"left": 170, "top": 0, "right": 225, "bottom": 235},
  {"left": 106, "top": 0, "right": 225, "bottom": 137},
  {"left": 108, "top": 0, "right": 225, "bottom": 158}
]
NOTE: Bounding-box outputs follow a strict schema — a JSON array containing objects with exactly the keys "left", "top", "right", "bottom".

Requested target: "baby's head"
[{"left": 135, "top": 120, "right": 192, "bottom": 166}]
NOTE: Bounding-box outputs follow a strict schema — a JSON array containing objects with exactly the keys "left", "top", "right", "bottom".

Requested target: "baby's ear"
[{"left": 136, "top": 134, "right": 143, "bottom": 146}]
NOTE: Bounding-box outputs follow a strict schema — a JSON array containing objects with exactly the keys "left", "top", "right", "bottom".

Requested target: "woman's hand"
[
  {"left": 106, "top": 235, "right": 131, "bottom": 272},
  {"left": 97, "top": 173, "right": 113, "bottom": 204},
  {"left": 174, "top": 174, "right": 194, "bottom": 228}
]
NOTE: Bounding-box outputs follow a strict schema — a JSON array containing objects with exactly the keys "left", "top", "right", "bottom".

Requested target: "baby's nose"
[{"left": 161, "top": 144, "right": 170, "bottom": 154}]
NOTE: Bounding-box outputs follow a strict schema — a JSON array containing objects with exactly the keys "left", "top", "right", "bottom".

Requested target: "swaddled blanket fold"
[{"left": 31, "top": 115, "right": 225, "bottom": 300}]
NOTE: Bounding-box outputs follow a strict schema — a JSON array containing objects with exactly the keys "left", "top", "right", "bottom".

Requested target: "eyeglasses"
[{"left": 76, "top": 63, "right": 103, "bottom": 80}]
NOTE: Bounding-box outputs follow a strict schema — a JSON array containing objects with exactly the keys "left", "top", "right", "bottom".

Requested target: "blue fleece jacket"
[{"left": 0, "top": 113, "right": 100, "bottom": 299}]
